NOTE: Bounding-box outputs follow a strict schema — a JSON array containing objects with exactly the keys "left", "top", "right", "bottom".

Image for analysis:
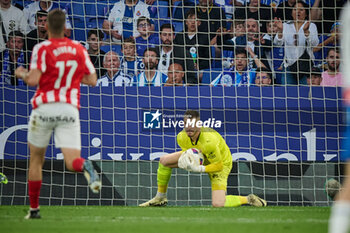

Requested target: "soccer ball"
[
  {"left": 185, "top": 148, "right": 204, "bottom": 166},
  {"left": 325, "top": 179, "right": 341, "bottom": 199}
]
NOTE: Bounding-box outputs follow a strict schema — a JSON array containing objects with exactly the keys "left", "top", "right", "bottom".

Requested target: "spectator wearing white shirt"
[
  {"left": 102, "top": 0, "right": 151, "bottom": 41},
  {"left": 23, "top": 0, "right": 71, "bottom": 37},
  {"left": 0, "top": 0, "right": 27, "bottom": 52},
  {"left": 274, "top": 1, "right": 319, "bottom": 85},
  {"left": 97, "top": 51, "right": 133, "bottom": 87}
]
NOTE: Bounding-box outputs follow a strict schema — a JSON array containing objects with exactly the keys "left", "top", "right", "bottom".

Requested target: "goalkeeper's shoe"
[
  {"left": 247, "top": 194, "right": 267, "bottom": 207},
  {"left": 24, "top": 208, "right": 41, "bottom": 219},
  {"left": 139, "top": 196, "right": 168, "bottom": 207},
  {"left": 83, "top": 160, "right": 101, "bottom": 193}
]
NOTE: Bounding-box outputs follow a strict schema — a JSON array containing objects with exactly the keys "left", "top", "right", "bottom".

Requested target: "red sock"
[
  {"left": 28, "top": 180, "right": 42, "bottom": 209},
  {"left": 72, "top": 157, "right": 85, "bottom": 172}
]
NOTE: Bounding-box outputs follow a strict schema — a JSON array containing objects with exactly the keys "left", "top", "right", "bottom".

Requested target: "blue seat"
[
  {"left": 171, "top": 20, "right": 183, "bottom": 34},
  {"left": 84, "top": 1, "right": 110, "bottom": 18},
  {"left": 100, "top": 44, "right": 122, "bottom": 56},
  {"left": 154, "top": 0, "right": 169, "bottom": 20},
  {"left": 201, "top": 68, "right": 223, "bottom": 84}
]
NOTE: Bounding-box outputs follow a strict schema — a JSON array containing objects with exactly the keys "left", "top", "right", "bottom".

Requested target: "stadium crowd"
[{"left": 0, "top": 0, "right": 346, "bottom": 86}]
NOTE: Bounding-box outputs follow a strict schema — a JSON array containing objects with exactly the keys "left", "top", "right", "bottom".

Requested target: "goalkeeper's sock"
[
  {"left": 72, "top": 157, "right": 85, "bottom": 172},
  {"left": 157, "top": 163, "right": 172, "bottom": 194},
  {"left": 224, "top": 195, "right": 248, "bottom": 207},
  {"left": 28, "top": 180, "right": 42, "bottom": 209},
  {"left": 155, "top": 192, "right": 167, "bottom": 199},
  {"left": 329, "top": 201, "right": 350, "bottom": 233}
]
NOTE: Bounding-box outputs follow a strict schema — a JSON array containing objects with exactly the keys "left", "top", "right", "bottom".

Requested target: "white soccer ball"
[
  {"left": 184, "top": 148, "right": 204, "bottom": 166},
  {"left": 325, "top": 179, "right": 341, "bottom": 199}
]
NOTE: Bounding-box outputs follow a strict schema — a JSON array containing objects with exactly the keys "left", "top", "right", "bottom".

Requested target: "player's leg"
[
  {"left": 210, "top": 165, "right": 266, "bottom": 207},
  {"left": 210, "top": 169, "right": 247, "bottom": 207},
  {"left": 329, "top": 162, "right": 350, "bottom": 233},
  {"left": 25, "top": 143, "right": 47, "bottom": 219},
  {"left": 55, "top": 103, "right": 101, "bottom": 193},
  {"left": 329, "top": 106, "right": 350, "bottom": 233},
  {"left": 61, "top": 147, "right": 101, "bottom": 193},
  {"left": 25, "top": 107, "right": 53, "bottom": 219},
  {"left": 329, "top": 4, "right": 350, "bottom": 232},
  {"left": 139, "top": 151, "right": 182, "bottom": 207}
]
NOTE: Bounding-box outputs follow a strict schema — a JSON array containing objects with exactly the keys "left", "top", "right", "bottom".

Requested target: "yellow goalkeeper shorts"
[{"left": 208, "top": 162, "right": 232, "bottom": 191}]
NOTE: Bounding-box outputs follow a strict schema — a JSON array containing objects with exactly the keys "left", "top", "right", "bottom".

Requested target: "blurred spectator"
[
  {"left": 23, "top": 0, "right": 71, "bottom": 37},
  {"left": 135, "top": 16, "right": 160, "bottom": 57},
  {"left": 103, "top": 0, "right": 151, "bottom": 41},
  {"left": 164, "top": 62, "right": 185, "bottom": 86},
  {"left": 274, "top": 1, "right": 318, "bottom": 85},
  {"left": 319, "top": 0, "right": 346, "bottom": 35},
  {"left": 264, "top": 20, "right": 284, "bottom": 84},
  {"left": 307, "top": 66, "right": 322, "bottom": 86},
  {"left": 157, "top": 23, "right": 174, "bottom": 74},
  {"left": 133, "top": 47, "right": 168, "bottom": 86},
  {"left": 196, "top": 0, "right": 227, "bottom": 41},
  {"left": 120, "top": 37, "right": 144, "bottom": 78},
  {"left": 234, "top": 0, "right": 273, "bottom": 33},
  {"left": 25, "top": 10, "right": 48, "bottom": 53},
  {"left": 210, "top": 48, "right": 265, "bottom": 86},
  {"left": 274, "top": 0, "right": 296, "bottom": 22},
  {"left": 254, "top": 67, "right": 272, "bottom": 86},
  {"left": 87, "top": 28, "right": 106, "bottom": 79},
  {"left": 97, "top": 51, "right": 133, "bottom": 86},
  {"left": 235, "top": 18, "right": 272, "bottom": 70},
  {"left": 216, "top": 20, "right": 246, "bottom": 69},
  {"left": 320, "top": 48, "right": 343, "bottom": 87},
  {"left": 0, "top": 0, "right": 27, "bottom": 52},
  {"left": 174, "top": 9, "right": 211, "bottom": 71},
  {"left": 313, "top": 22, "right": 340, "bottom": 68},
  {"left": 156, "top": 23, "right": 197, "bottom": 84},
  {"left": 213, "top": 0, "right": 235, "bottom": 19},
  {"left": 0, "top": 31, "right": 27, "bottom": 85}
]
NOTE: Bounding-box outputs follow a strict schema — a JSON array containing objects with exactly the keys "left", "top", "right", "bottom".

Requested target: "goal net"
[{"left": 0, "top": 0, "right": 346, "bottom": 207}]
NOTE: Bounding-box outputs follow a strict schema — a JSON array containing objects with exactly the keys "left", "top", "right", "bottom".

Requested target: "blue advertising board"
[{"left": 0, "top": 86, "right": 344, "bottom": 162}]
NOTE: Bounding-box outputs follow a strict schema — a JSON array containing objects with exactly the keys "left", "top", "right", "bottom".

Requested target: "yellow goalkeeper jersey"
[{"left": 177, "top": 128, "right": 232, "bottom": 167}]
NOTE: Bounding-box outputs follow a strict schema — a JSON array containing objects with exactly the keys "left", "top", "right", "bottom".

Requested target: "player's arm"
[
  {"left": 15, "top": 66, "right": 42, "bottom": 87},
  {"left": 200, "top": 145, "right": 224, "bottom": 173},
  {"left": 81, "top": 73, "right": 97, "bottom": 87},
  {"left": 188, "top": 144, "right": 224, "bottom": 173}
]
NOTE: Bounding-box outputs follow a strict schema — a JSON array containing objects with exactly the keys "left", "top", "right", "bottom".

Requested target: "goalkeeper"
[{"left": 140, "top": 110, "right": 267, "bottom": 207}]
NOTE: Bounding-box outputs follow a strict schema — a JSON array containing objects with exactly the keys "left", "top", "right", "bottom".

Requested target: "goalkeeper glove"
[
  {"left": 178, "top": 152, "right": 206, "bottom": 173},
  {"left": 178, "top": 152, "right": 192, "bottom": 171},
  {"left": 188, "top": 163, "right": 206, "bottom": 173}
]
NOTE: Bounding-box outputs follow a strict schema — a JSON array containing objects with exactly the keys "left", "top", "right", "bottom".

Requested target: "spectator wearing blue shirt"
[
  {"left": 120, "top": 37, "right": 145, "bottom": 78},
  {"left": 133, "top": 47, "right": 168, "bottom": 86},
  {"left": 135, "top": 16, "right": 160, "bottom": 57},
  {"left": 24, "top": 0, "right": 72, "bottom": 37},
  {"left": 103, "top": 0, "right": 151, "bottom": 41},
  {"left": 211, "top": 48, "right": 266, "bottom": 86}
]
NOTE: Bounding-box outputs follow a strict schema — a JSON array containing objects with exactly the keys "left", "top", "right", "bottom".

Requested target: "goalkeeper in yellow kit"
[{"left": 139, "top": 110, "right": 267, "bottom": 207}]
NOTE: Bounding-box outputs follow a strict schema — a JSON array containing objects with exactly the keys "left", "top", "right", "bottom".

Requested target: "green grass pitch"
[{"left": 0, "top": 206, "right": 330, "bottom": 233}]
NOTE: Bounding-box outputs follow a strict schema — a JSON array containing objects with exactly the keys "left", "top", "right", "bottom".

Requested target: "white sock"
[
  {"left": 329, "top": 201, "right": 350, "bottom": 233},
  {"left": 156, "top": 192, "right": 166, "bottom": 198}
]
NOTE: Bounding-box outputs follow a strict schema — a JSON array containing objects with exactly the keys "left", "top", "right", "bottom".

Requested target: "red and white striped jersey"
[{"left": 30, "top": 37, "right": 95, "bottom": 109}]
